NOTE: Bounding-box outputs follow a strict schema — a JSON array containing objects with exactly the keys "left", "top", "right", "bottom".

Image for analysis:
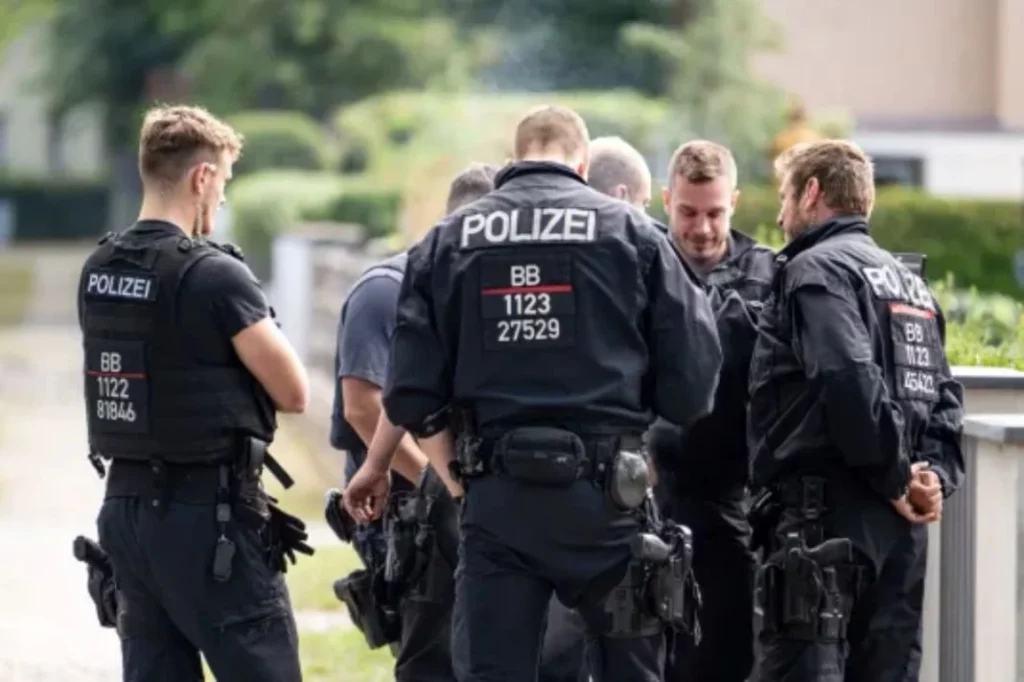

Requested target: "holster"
[
  {"left": 333, "top": 569, "right": 401, "bottom": 649},
  {"left": 384, "top": 492, "right": 434, "bottom": 592},
  {"left": 602, "top": 557, "right": 664, "bottom": 638},
  {"left": 72, "top": 536, "right": 118, "bottom": 628},
  {"left": 633, "top": 521, "right": 702, "bottom": 641},
  {"left": 756, "top": 532, "right": 853, "bottom": 641}
]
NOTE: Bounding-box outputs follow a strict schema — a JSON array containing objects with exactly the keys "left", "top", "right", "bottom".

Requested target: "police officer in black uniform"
[
  {"left": 747, "top": 140, "right": 964, "bottom": 682},
  {"left": 382, "top": 105, "right": 723, "bottom": 681},
  {"left": 645, "top": 140, "right": 774, "bottom": 682},
  {"left": 344, "top": 162, "right": 595, "bottom": 682},
  {"left": 79, "top": 105, "right": 312, "bottom": 682}
]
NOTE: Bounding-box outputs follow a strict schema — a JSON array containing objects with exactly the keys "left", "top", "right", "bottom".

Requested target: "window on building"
[
  {"left": 47, "top": 111, "right": 67, "bottom": 174},
  {"left": 873, "top": 156, "right": 924, "bottom": 188}
]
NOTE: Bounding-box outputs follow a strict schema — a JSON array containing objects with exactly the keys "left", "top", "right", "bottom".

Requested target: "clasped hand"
[{"left": 891, "top": 462, "right": 943, "bottom": 524}]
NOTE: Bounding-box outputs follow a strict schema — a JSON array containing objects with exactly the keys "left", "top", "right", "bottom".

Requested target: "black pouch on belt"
[{"left": 495, "top": 427, "right": 586, "bottom": 486}]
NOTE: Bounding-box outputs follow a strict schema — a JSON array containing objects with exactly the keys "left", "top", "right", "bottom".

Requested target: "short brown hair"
[
  {"left": 513, "top": 105, "right": 589, "bottom": 162},
  {"left": 774, "top": 139, "right": 875, "bottom": 217},
  {"left": 138, "top": 105, "right": 243, "bottom": 186},
  {"left": 446, "top": 162, "right": 498, "bottom": 214},
  {"left": 667, "top": 140, "right": 737, "bottom": 186}
]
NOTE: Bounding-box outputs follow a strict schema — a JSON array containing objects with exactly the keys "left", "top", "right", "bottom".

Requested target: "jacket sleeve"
[
  {"left": 643, "top": 231, "right": 722, "bottom": 429},
  {"left": 791, "top": 283, "right": 910, "bottom": 499},
  {"left": 917, "top": 304, "right": 966, "bottom": 497},
  {"left": 382, "top": 227, "right": 452, "bottom": 437}
]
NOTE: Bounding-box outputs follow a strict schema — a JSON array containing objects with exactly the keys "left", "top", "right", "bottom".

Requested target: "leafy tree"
[{"left": 623, "top": 0, "right": 788, "bottom": 181}]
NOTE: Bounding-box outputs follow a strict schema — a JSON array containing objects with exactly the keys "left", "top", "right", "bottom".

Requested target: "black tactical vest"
[{"left": 78, "top": 230, "right": 276, "bottom": 463}]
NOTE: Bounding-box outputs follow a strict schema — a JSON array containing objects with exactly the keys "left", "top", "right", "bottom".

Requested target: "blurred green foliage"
[{"left": 228, "top": 111, "right": 338, "bottom": 176}]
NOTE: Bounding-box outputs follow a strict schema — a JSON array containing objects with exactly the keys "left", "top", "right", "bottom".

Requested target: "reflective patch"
[
  {"left": 84, "top": 268, "right": 158, "bottom": 303},
  {"left": 459, "top": 208, "right": 597, "bottom": 250},
  {"left": 888, "top": 303, "right": 941, "bottom": 403},
  {"left": 478, "top": 253, "right": 576, "bottom": 350},
  {"left": 85, "top": 339, "right": 149, "bottom": 433}
]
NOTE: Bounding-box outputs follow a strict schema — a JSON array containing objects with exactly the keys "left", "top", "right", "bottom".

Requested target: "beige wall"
[
  {"left": 755, "top": 0, "right": 1024, "bottom": 128},
  {"left": 0, "top": 25, "right": 105, "bottom": 176}
]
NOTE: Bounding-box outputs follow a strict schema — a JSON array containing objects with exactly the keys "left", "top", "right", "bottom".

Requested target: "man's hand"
[
  {"left": 908, "top": 465, "right": 943, "bottom": 522},
  {"left": 343, "top": 463, "right": 392, "bottom": 524},
  {"left": 891, "top": 462, "right": 940, "bottom": 524}
]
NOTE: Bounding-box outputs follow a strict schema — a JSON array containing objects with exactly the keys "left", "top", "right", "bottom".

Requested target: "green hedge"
[
  {"left": 228, "top": 170, "right": 401, "bottom": 280},
  {"left": 228, "top": 111, "right": 337, "bottom": 176},
  {"left": 0, "top": 176, "right": 109, "bottom": 241}
]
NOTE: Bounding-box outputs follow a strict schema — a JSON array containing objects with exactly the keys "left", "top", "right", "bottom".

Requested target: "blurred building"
[
  {"left": 0, "top": 25, "right": 104, "bottom": 177},
  {"left": 757, "top": 0, "right": 1024, "bottom": 199}
]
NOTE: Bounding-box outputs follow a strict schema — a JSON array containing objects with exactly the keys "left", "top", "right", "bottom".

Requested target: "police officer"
[
  {"left": 646, "top": 140, "right": 775, "bottom": 682},
  {"left": 382, "top": 104, "right": 723, "bottom": 681},
  {"left": 747, "top": 139, "right": 964, "bottom": 682},
  {"left": 334, "top": 162, "right": 498, "bottom": 681},
  {"left": 344, "top": 162, "right": 591, "bottom": 682},
  {"left": 79, "top": 105, "right": 312, "bottom": 681}
]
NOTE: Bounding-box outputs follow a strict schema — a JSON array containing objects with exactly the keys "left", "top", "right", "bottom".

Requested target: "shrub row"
[{"left": 0, "top": 176, "right": 109, "bottom": 241}]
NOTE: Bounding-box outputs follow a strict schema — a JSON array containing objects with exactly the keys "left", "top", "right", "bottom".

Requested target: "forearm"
[
  {"left": 363, "top": 412, "right": 427, "bottom": 484},
  {"left": 419, "top": 428, "right": 462, "bottom": 497}
]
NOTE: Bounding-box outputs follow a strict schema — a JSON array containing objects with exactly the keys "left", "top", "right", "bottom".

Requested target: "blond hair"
[
  {"left": 774, "top": 139, "right": 875, "bottom": 217},
  {"left": 513, "top": 105, "right": 590, "bottom": 163},
  {"left": 138, "top": 105, "right": 243, "bottom": 186},
  {"left": 667, "top": 140, "right": 737, "bottom": 187}
]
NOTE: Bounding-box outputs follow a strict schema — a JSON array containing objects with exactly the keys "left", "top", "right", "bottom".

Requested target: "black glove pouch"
[{"left": 495, "top": 427, "right": 585, "bottom": 486}]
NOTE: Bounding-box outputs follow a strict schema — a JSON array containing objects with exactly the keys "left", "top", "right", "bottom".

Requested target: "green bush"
[
  {"left": 324, "top": 178, "right": 402, "bottom": 241},
  {"left": 228, "top": 111, "right": 336, "bottom": 176},
  {"left": 228, "top": 170, "right": 402, "bottom": 280},
  {"left": 0, "top": 175, "right": 109, "bottom": 241}
]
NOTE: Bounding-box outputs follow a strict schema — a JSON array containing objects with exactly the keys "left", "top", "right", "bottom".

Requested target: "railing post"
[
  {"left": 938, "top": 414, "right": 1024, "bottom": 682},
  {"left": 920, "top": 367, "right": 1024, "bottom": 682}
]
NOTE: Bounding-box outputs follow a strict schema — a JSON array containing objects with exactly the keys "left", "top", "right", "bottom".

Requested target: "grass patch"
[
  {"left": 299, "top": 627, "right": 394, "bottom": 681},
  {"left": 0, "top": 258, "right": 34, "bottom": 326},
  {"left": 205, "top": 627, "right": 393, "bottom": 681},
  {"left": 285, "top": 544, "right": 364, "bottom": 612}
]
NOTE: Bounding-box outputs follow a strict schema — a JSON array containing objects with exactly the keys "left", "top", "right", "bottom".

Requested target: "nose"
[{"left": 692, "top": 216, "right": 712, "bottom": 237}]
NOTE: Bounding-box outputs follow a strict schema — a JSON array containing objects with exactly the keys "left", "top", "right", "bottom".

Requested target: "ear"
[
  {"left": 188, "top": 162, "right": 208, "bottom": 196},
  {"left": 661, "top": 186, "right": 671, "bottom": 215},
  {"left": 801, "top": 177, "right": 820, "bottom": 211},
  {"left": 575, "top": 160, "right": 588, "bottom": 180},
  {"left": 730, "top": 189, "right": 740, "bottom": 211}
]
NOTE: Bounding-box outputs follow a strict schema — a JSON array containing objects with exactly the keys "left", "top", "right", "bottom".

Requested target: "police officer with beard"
[
  {"left": 645, "top": 140, "right": 775, "bottom": 682},
  {"left": 78, "top": 105, "right": 311, "bottom": 682},
  {"left": 382, "top": 105, "right": 722, "bottom": 681},
  {"left": 747, "top": 140, "right": 964, "bottom": 682}
]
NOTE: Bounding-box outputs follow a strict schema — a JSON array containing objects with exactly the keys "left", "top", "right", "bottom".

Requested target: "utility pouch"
[
  {"left": 333, "top": 569, "right": 400, "bottom": 649},
  {"left": 496, "top": 427, "right": 585, "bottom": 486},
  {"left": 384, "top": 494, "right": 420, "bottom": 587},
  {"left": 603, "top": 558, "right": 663, "bottom": 638},
  {"left": 605, "top": 450, "right": 651, "bottom": 511}
]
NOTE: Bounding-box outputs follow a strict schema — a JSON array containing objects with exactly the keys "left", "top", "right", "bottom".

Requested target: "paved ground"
[
  {"left": 0, "top": 248, "right": 348, "bottom": 680},
  {"left": 0, "top": 247, "right": 122, "bottom": 680}
]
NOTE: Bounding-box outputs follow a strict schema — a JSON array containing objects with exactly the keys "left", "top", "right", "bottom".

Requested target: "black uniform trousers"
[
  {"left": 756, "top": 478, "right": 927, "bottom": 682},
  {"left": 452, "top": 475, "right": 664, "bottom": 682},
  {"left": 97, "top": 462, "right": 301, "bottom": 682},
  {"left": 662, "top": 490, "right": 756, "bottom": 682},
  {"left": 378, "top": 480, "right": 589, "bottom": 682}
]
